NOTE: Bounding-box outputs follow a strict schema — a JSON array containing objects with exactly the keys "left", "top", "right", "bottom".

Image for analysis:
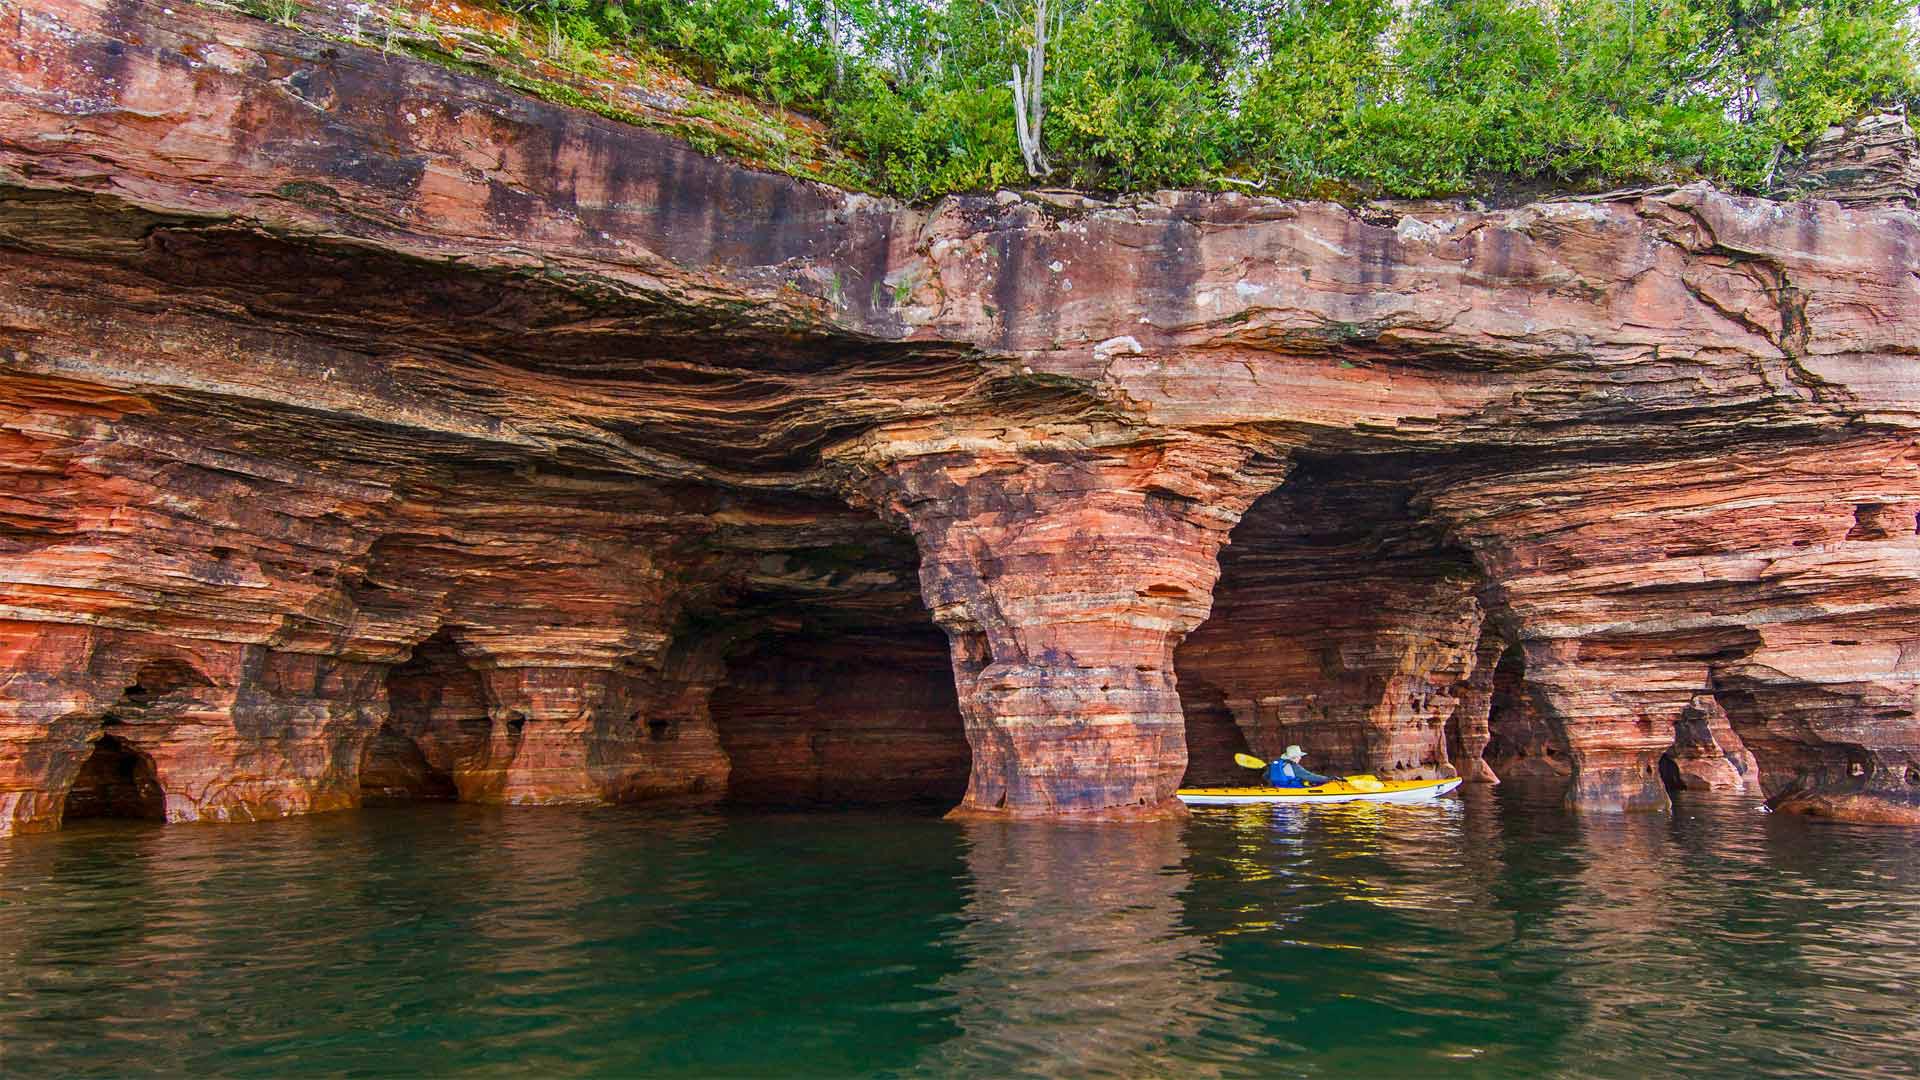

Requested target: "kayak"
[{"left": 1177, "top": 776, "right": 1462, "bottom": 806}]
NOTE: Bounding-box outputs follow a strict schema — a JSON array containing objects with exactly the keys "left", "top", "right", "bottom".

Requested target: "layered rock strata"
[
  {"left": 1428, "top": 437, "right": 1920, "bottom": 813},
  {"left": 1772, "top": 111, "right": 1919, "bottom": 208},
  {"left": 1477, "top": 644, "right": 1573, "bottom": 785},
  {"left": 4, "top": 0, "right": 1920, "bottom": 828},
  {"left": 849, "top": 435, "right": 1287, "bottom": 819},
  {"left": 1175, "top": 461, "right": 1490, "bottom": 786},
  {"left": 713, "top": 622, "right": 968, "bottom": 805}
]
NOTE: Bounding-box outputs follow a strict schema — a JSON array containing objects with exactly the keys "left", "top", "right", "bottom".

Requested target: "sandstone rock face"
[
  {"left": 850, "top": 436, "right": 1287, "bottom": 819},
  {"left": 1428, "top": 437, "right": 1920, "bottom": 812},
  {"left": 713, "top": 623, "right": 968, "bottom": 805},
  {"left": 1478, "top": 644, "right": 1574, "bottom": 785},
  {"left": 4, "top": 0, "right": 1920, "bottom": 828},
  {"left": 1773, "top": 112, "right": 1919, "bottom": 208},
  {"left": 1175, "top": 462, "right": 1489, "bottom": 786}
]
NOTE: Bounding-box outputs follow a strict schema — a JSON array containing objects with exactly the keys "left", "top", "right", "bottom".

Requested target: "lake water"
[{"left": 3, "top": 786, "right": 1917, "bottom": 1077}]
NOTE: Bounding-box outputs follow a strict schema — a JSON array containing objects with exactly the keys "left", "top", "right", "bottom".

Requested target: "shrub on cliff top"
[{"left": 500, "top": 0, "right": 1920, "bottom": 200}]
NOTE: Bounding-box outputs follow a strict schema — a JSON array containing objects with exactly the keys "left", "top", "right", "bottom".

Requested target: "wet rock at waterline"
[{"left": 5, "top": 0, "right": 1920, "bottom": 831}]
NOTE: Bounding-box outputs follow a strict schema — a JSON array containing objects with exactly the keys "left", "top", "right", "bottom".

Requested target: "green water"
[{"left": 3, "top": 787, "right": 1917, "bottom": 1078}]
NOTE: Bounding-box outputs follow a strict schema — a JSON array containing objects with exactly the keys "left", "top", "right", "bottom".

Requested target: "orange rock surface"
[{"left": 4, "top": 0, "right": 1920, "bottom": 829}]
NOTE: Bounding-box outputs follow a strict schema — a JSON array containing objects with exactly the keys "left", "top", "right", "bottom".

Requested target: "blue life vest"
[{"left": 1267, "top": 760, "right": 1310, "bottom": 788}]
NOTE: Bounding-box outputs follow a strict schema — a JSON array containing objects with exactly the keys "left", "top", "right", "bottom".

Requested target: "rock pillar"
[
  {"left": 355, "top": 527, "right": 734, "bottom": 808},
  {"left": 856, "top": 433, "right": 1287, "bottom": 820},
  {"left": 1662, "top": 693, "right": 1759, "bottom": 792},
  {"left": 471, "top": 653, "right": 730, "bottom": 806},
  {"left": 1513, "top": 640, "right": 1689, "bottom": 811},
  {"left": 1444, "top": 626, "right": 1507, "bottom": 784},
  {"left": 374, "top": 627, "right": 732, "bottom": 808}
]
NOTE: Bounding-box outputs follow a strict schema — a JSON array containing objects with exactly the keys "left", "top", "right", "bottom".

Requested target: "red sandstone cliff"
[{"left": 3, "top": 0, "right": 1919, "bottom": 831}]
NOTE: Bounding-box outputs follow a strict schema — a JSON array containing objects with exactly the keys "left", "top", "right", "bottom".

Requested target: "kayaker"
[{"left": 1267, "top": 745, "right": 1340, "bottom": 788}]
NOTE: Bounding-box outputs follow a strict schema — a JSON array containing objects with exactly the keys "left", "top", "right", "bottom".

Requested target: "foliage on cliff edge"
[{"left": 473, "top": 0, "right": 1917, "bottom": 199}]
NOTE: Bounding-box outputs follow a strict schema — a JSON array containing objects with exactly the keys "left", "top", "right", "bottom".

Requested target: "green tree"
[{"left": 497, "top": 0, "right": 1920, "bottom": 199}]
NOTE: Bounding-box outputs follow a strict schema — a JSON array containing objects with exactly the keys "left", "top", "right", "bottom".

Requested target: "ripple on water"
[{"left": 2, "top": 795, "right": 1919, "bottom": 1077}]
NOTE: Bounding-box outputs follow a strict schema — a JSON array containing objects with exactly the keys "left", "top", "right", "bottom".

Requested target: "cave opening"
[
  {"left": 1658, "top": 751, "right": 1684, "bottom": 792},
  {"left": 360, "top": 629, "right": 485, "bottom": 803},
  {"left": 1176, "top": 456, "right": 1498, "bottom": 787},
  {"left": 1481, "top": 644, "right": 1571, "bottom": 784},
  {"left": 121, "top": 658, "right": 211, "bottom": 703},
  {"left": 63, "top": 734, "right": 166, "bottom": 822},
  {"left": 709, "top": 611, "right": 969, "bottom": 807}
]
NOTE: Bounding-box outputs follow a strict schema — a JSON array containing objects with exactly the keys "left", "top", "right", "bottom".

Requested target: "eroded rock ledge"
[{"left": 4, "top": 0, "right": 1920, "bottom": 831}]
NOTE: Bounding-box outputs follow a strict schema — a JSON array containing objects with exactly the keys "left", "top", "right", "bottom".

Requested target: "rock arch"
[
  {"left": 1176, "top": 455, "right": 1494, "bottom": 787},
  {"left": 363, "top": 628, "right": 489, "bottom": 803},
  {"left": 62, "top": 734, "right": 165, "bottom": 823},
  {"left": 1478, "top": 643, "right": 1572, "bottom": 785}
]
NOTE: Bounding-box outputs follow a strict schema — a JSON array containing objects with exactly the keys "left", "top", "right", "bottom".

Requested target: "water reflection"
[
  {"left": 0, "top": 821, "right": 168, "bottom": 1071},
  {"left": 1187, "top": 796, "right": 1572, "bottom": 1075},
  {"left": 1542, "top": 790, "right": 1920, "bottom": 1079},
  {"left": 1, "top": 795, "right": 1918, "bottom": 1077},
  {"left": 922, "top": 821, "right": 1265, "bottom": 1077}
]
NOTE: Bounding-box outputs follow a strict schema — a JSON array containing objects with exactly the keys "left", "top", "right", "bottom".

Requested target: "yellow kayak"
[{"left": 1178, "top": 776, "right": 1462, "bottom": 806}]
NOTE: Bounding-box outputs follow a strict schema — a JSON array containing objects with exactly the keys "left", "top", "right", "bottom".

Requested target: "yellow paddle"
[{"left": 1233, "top": 752, "right": 1386, "bottom": 791}]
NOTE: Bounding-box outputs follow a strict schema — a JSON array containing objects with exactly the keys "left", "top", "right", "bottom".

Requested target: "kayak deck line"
[{"left": 1177, "top": 777, "right": 1463, "bottom": 806}]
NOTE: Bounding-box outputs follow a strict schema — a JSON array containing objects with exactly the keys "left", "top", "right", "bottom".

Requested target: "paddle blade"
[
  {"left": 1233, "top": 752, "right": 1268, "bottom": 770},
  {"left": 1346, "top": 775, "right": 1385, "bottom": 792}
]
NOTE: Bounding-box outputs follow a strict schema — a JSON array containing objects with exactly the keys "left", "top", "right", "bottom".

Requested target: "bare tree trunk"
[
  {"left": 1009, "top": 0, "right": 1052, "bottom": 177},
  {"left": 829, "top": 0, "right": 845, "bottom": 87}
]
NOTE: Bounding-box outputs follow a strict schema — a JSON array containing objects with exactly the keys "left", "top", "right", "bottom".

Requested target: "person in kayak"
[{"left": 1267, "top": 745, "right": 1341, "bottom": 788}]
